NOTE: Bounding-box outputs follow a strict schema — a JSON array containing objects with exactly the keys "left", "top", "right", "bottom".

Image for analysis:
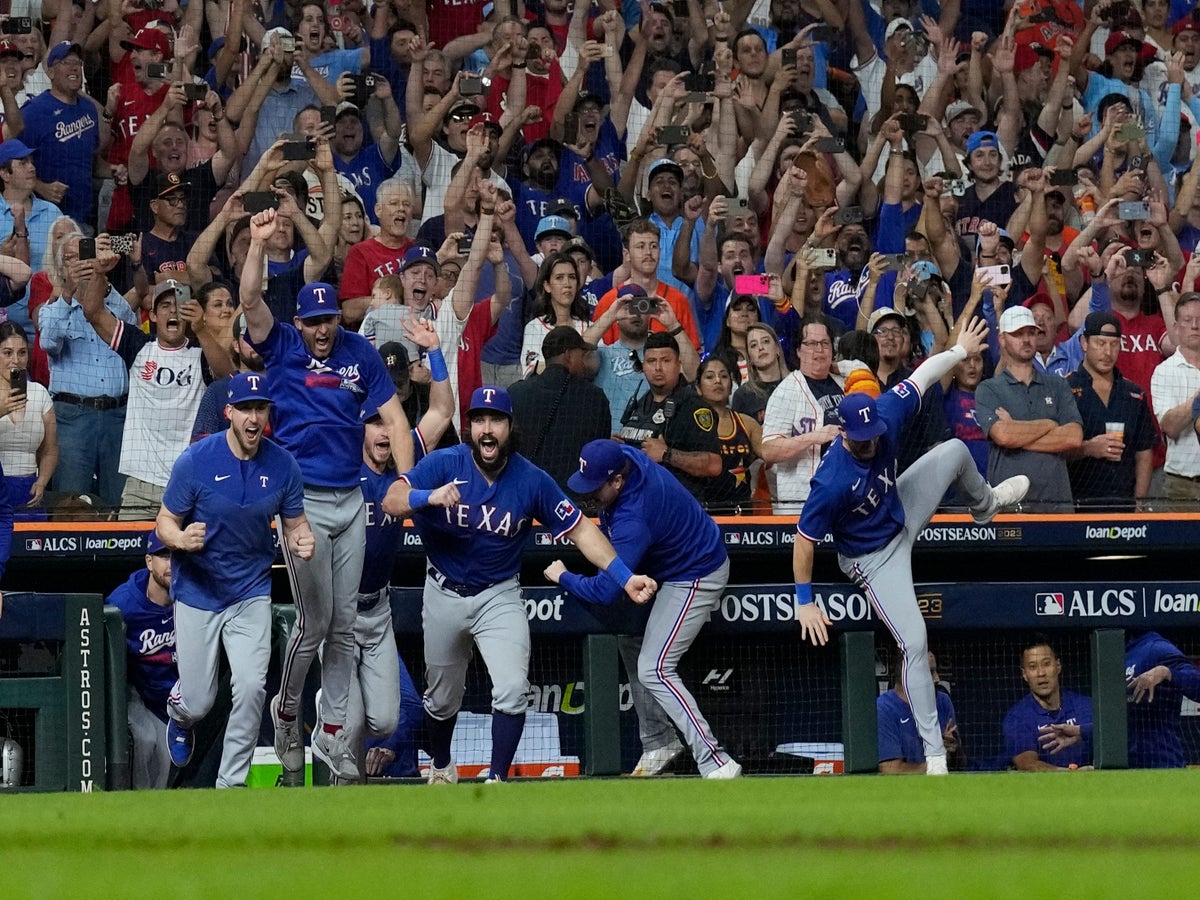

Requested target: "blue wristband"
[
  {"left": 795, "top": 582, "right": 813, "bottom": 606},
  {"left": 409, "top": 489, "right": 432, "bottom": 509},
  {"left": 428, "top": 347, "right": 448, "bottom": 382},
  {"left": 604, "top": 558, "right": 634, "bottom": 589}
]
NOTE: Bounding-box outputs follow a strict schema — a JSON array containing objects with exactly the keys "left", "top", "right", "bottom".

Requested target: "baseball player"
[
  {"left": 239, "top": 208, "right": 411, "bottom": 782},
  {"left": 157, "top": 373, "right": 316, "bottom": 788},
  {"left": 107, "top": 529, "right": 177, "bottom": 789},
  {"left": 382, "top": 386, "right": 656, "bottom": 783},
  {"left": 793, "top": 319, "right": 1030, "bottom": 776},
  {"left": 546, "top": 440, "right": 742, "bottom": 779},
  {"left": 325, "top": 319, "right": 456, "bottom": 783}
]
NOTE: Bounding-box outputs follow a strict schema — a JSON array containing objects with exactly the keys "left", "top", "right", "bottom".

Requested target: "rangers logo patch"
[
  {"left": 554, "top": 499, "right": 576, "bottom": 521},
  {"left": 693, "top": 408, "right": 714, "bottom": 431}
]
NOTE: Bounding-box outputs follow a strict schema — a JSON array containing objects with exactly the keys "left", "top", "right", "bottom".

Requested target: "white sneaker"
[
  {"left": 704, "top": 758, "right": 743, "bottom": 779},
  {"left": 926, "top": 755, "right": 949, "bottom": 776},
  {"left": 972, "top": 475, "right": 1030, "bottom": 524},
  {"left": 631, "top": 740, "right": 684, "bottom": 776},
  {"left": 270, "top": 694, "right": 304, "bottom": 772},
  {"left": 312, "top": 728, "right": 358, "bottom": 781},
  {"left": 427, "top": 760, "right": 459, "bottom": 785}
]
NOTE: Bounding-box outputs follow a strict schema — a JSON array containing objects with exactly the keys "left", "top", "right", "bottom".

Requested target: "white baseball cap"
[{"left": 999, "top": 306, "right": 1038, "bottom": 334}]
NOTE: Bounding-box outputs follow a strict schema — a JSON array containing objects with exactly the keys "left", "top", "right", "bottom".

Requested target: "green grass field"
[{"left": 4, "top": 772, "right": 1199, "bottom": 898}]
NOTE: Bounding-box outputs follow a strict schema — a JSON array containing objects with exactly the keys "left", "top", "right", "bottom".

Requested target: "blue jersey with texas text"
[
  {"left": 797, "top": 380, "right": 921, "bottom": 557},
  {"left": 402, "top": 444, "right": 582, "bottom": 585},
  {"left": 162, "top": 432, "right": 305, "bottom": 612},
  {"left": 250, "top": 316, "right": 397, "bottom": 487}
]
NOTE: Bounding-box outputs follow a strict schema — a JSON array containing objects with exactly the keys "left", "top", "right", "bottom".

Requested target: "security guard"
[{"left": 618, "top": 331, "right": 721, "bottom": 505}]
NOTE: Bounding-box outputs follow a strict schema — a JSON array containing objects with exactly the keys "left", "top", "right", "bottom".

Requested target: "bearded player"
[
  {"left": 383, "top": 386, "right": 657, "bottom": 783},
  {"left": 792, "top": 319, "right": 1029, "bottom": 775}
]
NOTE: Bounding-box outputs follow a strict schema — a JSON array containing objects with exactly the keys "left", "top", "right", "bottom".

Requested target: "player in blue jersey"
[
  {"left": 107, "top": 529, "right": 177, "bottom": 789},
  {"left": 156, "top": 373, "right": 316, "bottom": 788},
  {"left": 546, "top": 440, "right": 743, "bottom": 779},
  {"left": 383, "top": 386, "right": 656, "bottom": 783},
  {"left": 1124, "top": 632, "right": 1200, "bottom": 768},
  {"left": 1002, "top": 635, "right": 1093, "bottom": 771},
  {"left": 329, "top": 318, "right": 456, "bottom": 783},
  {"left": 239, "top": 207, "right": 412, "bottom": 782},
  {"left": 793, "top": 318, "right": 1030, "bottom": 776}
]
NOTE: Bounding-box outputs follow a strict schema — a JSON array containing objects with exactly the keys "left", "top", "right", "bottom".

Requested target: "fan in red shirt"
[
  {"left": 339, "top": 181, "right": 417, "bottom": 328},
  {"left": 486, "top": 24, "right": 564, "bottom": 144}
]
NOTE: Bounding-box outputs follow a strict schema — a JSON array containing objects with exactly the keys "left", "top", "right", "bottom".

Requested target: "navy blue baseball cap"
[
  {"left": 568, "top": 439, "right": 628, "bottom": 494},
  {"left": 0, "top": 139, "right": 35, "bottom": 167},
  {"left": 399, "top": 244, "right": 440, "bottom": 275},
  {"left": 838, "top": 393, "right": 888, "bottom": 442},
  {"left": 146, "top": 528, "right": 169, "bottom": 556},
  {"left": 227, "top": 372, "right": 272, "bottom": 405},
  {"left": 295, "top": 282, "right": 339, "bottom": 319},
  {"left": 466, "top": 385, "right": 512, "bottom": 419}
]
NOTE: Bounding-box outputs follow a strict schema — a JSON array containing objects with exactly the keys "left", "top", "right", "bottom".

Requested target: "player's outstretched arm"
[
  {"left": 382, "top": 479, "right": 461, "bottom": 519},
  {"left": 566, "top": 517, "right": 657, "bottom": 604},
  {"left": 377, "top": 394, "right": 414, "bottom": 474},
  {"left": 907, "top": 317, "right": 989, "bottom": 396},
  {"left": 793, "top": 534, "right": 831, "bottom": 646},
  {"left": 282, "top": 514, "right": 316, "bottom": 561},
  {"left": 156, "top": 506, "right": 206, "bottom": 552}
]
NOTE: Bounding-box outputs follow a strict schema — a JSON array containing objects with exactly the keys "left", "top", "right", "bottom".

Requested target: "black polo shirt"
[{"left": 1066, "top": 365, "right": 1157, "bottom": 504}]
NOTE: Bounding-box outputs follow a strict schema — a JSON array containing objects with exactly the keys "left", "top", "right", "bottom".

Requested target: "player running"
[
  {"left": 792, "top": 318, "right": 1029, "bottom": 775},
  {"left": 157, "top": 373, "right": 315, "bottom": 788},
  {"left": 547, "top": 439, "right": 743, "bottom": 779},
  {"left": 383, "top": 386, "right": 656, "bottom": 783}
]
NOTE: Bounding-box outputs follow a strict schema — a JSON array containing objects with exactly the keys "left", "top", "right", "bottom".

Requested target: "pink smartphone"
[{"left": 733, "top": 274, "right": 770, "bottom": 295}]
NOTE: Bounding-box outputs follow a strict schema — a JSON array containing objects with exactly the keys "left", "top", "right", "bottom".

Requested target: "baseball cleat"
[
  {"left": 704, "top": 758, "right": 743, "bottom": 779},
  {"left": 166, "top": 719, "right": 194, "bottom": 768},
  {"left": 427, "top": 760, "right": 459, "bottom": 785},
  {"left": 312, "top": 728, "right": 358, "bottom": 782},
  {"left": 926, "top": 755, "right": 949, "bottom": 776},
  {"left": 631, "top": 739, "right": 684, "bottom": 776},
  {"left": 972, "top": 475, "right": 1030, "bottom": 524},
  {"left": 271, "top": 694, "right": 304, "bottom": 772}
]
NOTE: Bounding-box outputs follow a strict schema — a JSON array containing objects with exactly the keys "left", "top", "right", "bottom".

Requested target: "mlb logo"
[
  {"left": 26, "top": 538, "right": 41, "bottom": 551},
  {"left": 1036, "top": 592, "right": 1065, "bottom": 616},
  {"left": 554, "top": 499, "right": 576, "bottom": 521},
  {"left": 724, "top": 533, "right": 740, "bottom": 544},
  {"left": 534, "top": 533, "right": 552, "bottom": 546}
]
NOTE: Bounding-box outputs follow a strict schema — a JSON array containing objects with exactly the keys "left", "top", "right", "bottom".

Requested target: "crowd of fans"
[{"left": 4, "top": 0, "right": 1200, "bottom": 518}]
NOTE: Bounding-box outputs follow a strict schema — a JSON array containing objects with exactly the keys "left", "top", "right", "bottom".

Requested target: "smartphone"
[
  {"left": 164, "top": 281, "right": 192, "bottom": 306},
  {"left": 880, "top": 253, "right": 908, "bottom": 272},
  {"left": 809, "top": 25, "right": 839, "bottom": 42},
  {"left": 977, "top": 263, "right": 1012, "bottom": 285},
  {"left": 243, "top": 191, "right": 280, "bottom": 214},
  {"left": 109, "top": 233, "right": 136, "bottom": 255},
  {"left": 460, "top": 74, "right": 484, "bottom": 97},
  {"left": 812, "top": 248, "right": 838, "bottom": 268},
  {"left": 1127, "top": 155, "right": 1148, "bottom": 173},
  {"left": 733, "top": 274, "right": 770, "bottom": 295},
  {"left": 9, "top": 368, "right": 26, "bottom": 394},
  {"left": 815, "top": 137, "right": 844, "bottom": 154},
  {"left": 656, "top": 124, "right": 691, "bottom": 145},
  {"left": 146, "top": 63, "right": 170, "bottom": 80},
  {"left": 834, "top": 206, "right": 864, "bottom": 226},
  {"left": 600, "top": 43, "right": 614, "bottom": 57},
  {"left": 726, "top": 196, "right": 750, "bottom": 218},
  {"left": 320, "top": 105, "right": 337, "bottom": 130},
  {"left": 353, "top": 73, "right": 380, "bottom": 106},
  {"left": 78, "top": 237, "right": 96, "bottom": 260},
  {"left": 282, "top": 139, "right": 317, "bottom": 161},
  {"left": 1117, "top": 122, "right": 1145, "bottom": 142},
  {"left": 1048, "top": 169, "right": 1078, "bottom": 187},
  {"left": 457, "top": 236, "right": 472, "bottom": 255},
  {"left": 563, "top": 112, "right": 580, "bottom": 146},
  {"left": 683, "top": 71, "right": 714, "bottom": 102},
  {"left": 948, "top": 179, "right": 968, "bottom": 197},
  {"left": 1119, "top": 200, "right": 1150, "bottom": 220},
  {"left": 181, "top": 83, "right": 207, "bottom": 102},
  {"left": 781, "top": 48, "right": 797, "bottom": 67},
  {"left": 1, "top": 17, "right": 32, "bottom": 35},
  {"left": 1125, "top": 248, "right": 1155, "bottom": 267},
  {"left": 280, "top": 35, "right": 296, "bottom": 53},
  {"left": 897, "top": 113, "right": 929, "bottom": 133}
]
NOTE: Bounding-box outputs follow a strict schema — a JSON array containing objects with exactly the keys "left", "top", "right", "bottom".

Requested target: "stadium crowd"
[{"left": 3, "top": 0, "right": 1200, "bottom": 518}]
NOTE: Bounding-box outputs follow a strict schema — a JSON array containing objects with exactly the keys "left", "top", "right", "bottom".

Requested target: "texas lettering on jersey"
[
  {"left": 849, "top": 460, "right": 899, "bottom": 517},
  {"left": 441, "top": 501, "right": 528, "bottom": 537}
]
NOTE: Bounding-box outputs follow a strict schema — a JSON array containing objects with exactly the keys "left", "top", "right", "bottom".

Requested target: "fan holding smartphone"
[{"left": 0, "top": 321, "right": 56, "bottom": 520}]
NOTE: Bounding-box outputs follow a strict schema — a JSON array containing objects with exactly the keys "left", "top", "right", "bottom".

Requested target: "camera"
[
  {"left": 181, "top": 83, "right": 208, "bottom": 102},
  {"left": 626, "top": 295, "right": 659, "bottom": 315},
  {"left": 146, "top": 63, "right": 170, "bottom": 80}
]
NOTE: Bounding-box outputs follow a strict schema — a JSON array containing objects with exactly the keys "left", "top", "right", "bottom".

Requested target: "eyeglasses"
[
  {"left": 157, "top": 194, "right": 186, "bottom": 206},
  {"left": 873, "top": 327, "right": 905, "bottom": 337},
  {"left": 800, "top": 340, "right": 832, "bottom": 349}
]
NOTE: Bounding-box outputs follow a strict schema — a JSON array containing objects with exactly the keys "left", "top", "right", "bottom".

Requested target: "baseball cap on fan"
[
  {"left": 568, "top": 439, "right": 628, "bottom": 494},
  {"left": 121, "top": 27, "right": 172, "bottom": 58}
]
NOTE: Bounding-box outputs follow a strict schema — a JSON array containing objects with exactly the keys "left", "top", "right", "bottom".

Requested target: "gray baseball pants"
[
  {"left": 167, "top": 597, "right": 271, "bottom": 788},
  {"left": 840, "top": 439, "right": 989, "bottom": 760},
  {"left": 126, "top": 688, "right": 169, "bottom": 790}
]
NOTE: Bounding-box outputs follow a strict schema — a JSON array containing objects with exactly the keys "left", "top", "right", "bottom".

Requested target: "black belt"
[
  {"left": 428, "top": 566, "right": 498, "bottom": 598},
  {"left": 53, "top": 392, "right": 126, "bottom": 410},
  {"left": 1167, "top": 472, "right": 1200, "bottom": 483}
]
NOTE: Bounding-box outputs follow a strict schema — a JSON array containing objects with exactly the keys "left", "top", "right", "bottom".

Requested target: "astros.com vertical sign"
[{"left": 64, "top": 596, "right": 106, "bottom": 792}]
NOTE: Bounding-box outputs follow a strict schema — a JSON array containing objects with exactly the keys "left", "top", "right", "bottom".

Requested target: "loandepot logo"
[{"left": 1085, "top": 525, "right": 1148, "bottom": 540}]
